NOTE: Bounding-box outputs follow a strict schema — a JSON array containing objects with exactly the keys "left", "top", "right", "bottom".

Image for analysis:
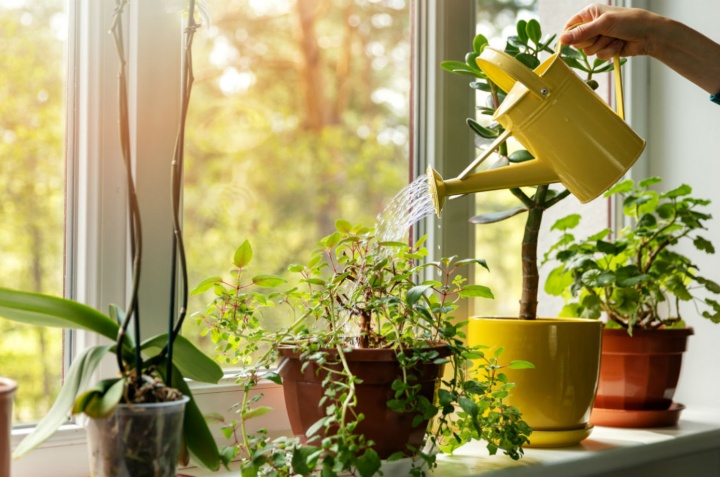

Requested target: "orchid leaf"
[
  {"left": 141, "top": 333, "right": 223, "bottom": 384},
  {"left": 0, "top": 287, "right": 118, "bottom": 340},
  {"left": 13, "top": 345, "right": 113, "bottom": 458}
]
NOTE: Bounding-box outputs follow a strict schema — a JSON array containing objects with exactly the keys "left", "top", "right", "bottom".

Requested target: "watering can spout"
[{"left": 427, "top": 161, "right": 558, "bottom": 217}]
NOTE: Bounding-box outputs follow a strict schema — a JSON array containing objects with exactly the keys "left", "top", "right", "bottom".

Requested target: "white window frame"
[{"left": 11, "top": 1, "right": 477, "bottom": 475}]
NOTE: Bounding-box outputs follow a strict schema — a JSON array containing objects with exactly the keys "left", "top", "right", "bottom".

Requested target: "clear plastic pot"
[{"left": 85, "top": 396, "right": 188, "bottom": 477}]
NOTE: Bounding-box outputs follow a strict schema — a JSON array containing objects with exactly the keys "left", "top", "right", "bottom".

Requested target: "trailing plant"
[
  {"left": 193, "top": 220, "right": 533, "bottom": 476},
  {"left": 544, "top": 177, "right": 720, "bottom": 331},
  {"left": 0, "top": 0, "right": 223, "bottom": 470},
  {"left": 440, "top": 19, "right": 623, "bottom": 319}
]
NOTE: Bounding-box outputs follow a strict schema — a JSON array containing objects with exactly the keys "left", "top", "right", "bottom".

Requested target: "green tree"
[
  {"left": 0, "top": 0, "right": 66, "bottom": 423},
  {"left": 182, "top": 0, "right": 412, "bottom": 350}
]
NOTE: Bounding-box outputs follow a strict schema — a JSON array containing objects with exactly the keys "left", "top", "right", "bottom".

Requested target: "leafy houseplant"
[
  {"left": 545, "top": 177, "right": 720, "bottom": 330},
  {"left": 193, "top": 220, "right": 533, "bottom": 477},
  {"left": 544, "top": 177, "right": 719, "bottom": 425},
  {"left": 0, "top": 1, "right": 223, "bottom": 474},
  {"left": 437, "top": 19, "right": 627, "bottom": 445}
]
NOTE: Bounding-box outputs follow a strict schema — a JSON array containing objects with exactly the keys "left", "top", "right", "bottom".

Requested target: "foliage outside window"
[{"left": 0, "top": 0, "right": 66, "bottom": 425}]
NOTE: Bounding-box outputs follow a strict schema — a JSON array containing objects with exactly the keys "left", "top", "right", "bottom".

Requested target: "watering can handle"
[
  {"left": 476, "top": 45, "right": 626, "bottom": 119},
  {"left": 475, "top": 47, "right": 552, "bottom": 98}
]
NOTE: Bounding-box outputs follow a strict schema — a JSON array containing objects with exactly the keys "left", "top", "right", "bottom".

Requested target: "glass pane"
[
  {"left": 183, "top": 0, "right": 411, "bottom": 359},
  {"left": 474, "top": 0, "right": 538, "bottom": 316},
  {"left": 0, "top": 0, "right": 66, "bottom": 424}
]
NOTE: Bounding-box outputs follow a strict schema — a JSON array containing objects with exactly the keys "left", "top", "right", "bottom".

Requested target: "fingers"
[{"left": 593, "top": 39, "right": 626, "bottom": 60}]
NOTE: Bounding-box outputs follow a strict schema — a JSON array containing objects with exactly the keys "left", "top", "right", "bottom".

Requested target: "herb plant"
[
  {"left": 193, "top": 220, "right": 533, "bottom": 476},
  {"left": 440, "top": 19, "right": 622, "bottom": 319},
  {"left": 544, "top": 177, "right": 720, "bottom": 331}
]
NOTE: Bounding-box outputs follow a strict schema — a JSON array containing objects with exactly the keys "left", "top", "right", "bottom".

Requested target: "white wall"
[{"left": 646, "top": 0, "right": 720, "bottom": 409}]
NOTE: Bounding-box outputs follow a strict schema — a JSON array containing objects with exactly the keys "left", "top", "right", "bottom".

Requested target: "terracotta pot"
[
  {"left": 0, "top": 378, "right": 17, "bottom": 477},
  {"left": 277, "top": 345, "right": 447, "bottom": 459},
  {"left": 468, "top": 318, "right": 603, "bottom": 447},
  {"left": 594, "top": 327, "right": 693, "bottom": 411}
]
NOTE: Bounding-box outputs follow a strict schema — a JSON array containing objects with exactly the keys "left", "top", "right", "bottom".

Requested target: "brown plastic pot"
[
  {"left": 0, "top": 378, "right": 17, "bottom": 477},
  {"left": 277, "top": 345, "right": 447, "bottom": 459},
  {"left": 594, "top": 327, "right": 693, "bottom": 411}
]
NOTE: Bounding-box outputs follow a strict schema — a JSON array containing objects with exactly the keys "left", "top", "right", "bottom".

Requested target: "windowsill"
[{"left": 180, "top": 407, "right": 720, "bottom": 477}]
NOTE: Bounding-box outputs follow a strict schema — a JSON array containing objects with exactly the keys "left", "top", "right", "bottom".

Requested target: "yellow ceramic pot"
[{"left": 468, "top": 317, "right": 602, "bottom": 447}]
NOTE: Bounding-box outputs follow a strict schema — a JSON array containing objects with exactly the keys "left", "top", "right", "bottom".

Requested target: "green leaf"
[
  {"left": 514, "top": 53, "right": 540, "bottom": 69},
  {"left": 0, "top": 288, "right": 119, "bottom": 341},
  {"left": 252, "top": 274, "right": 287, "bottom": 288},
  {"left": 696, "top": 276, "right": 720, "bottom": 294},
  {"left": 291, "top": 446, "right": 320, "bottom": 476},
  {"left": 458, "top": 397, "right": 478, "bottom": 418},
  {"left": 335, "top": 219, "right": 352, "bottom": 233},
  {"left": 508, "top": 150, "right": 534, "bottom": 163},
  {"left": 525, "top": 19, "right": 541, "bottom": 44},
  {"left": 355, "top": 449, "right": 382, "bottom": 477},
  {"left": 12, "top": 345, "right": 112, "bottom": 458},
  {"left": 544, "top": 266, "right": 573, "bottom": 296},
  {"left": 466, "top": 118, "right": 499, "bottom": 139},
  {"left": 473, "top": 33, "right": 489, "bottom": 54},
  {"left": 407, "top": 285, "right": 432, "bottom": 306},
  {"left": 74, "top": 378, "right": 124, "bottom": 418},
  {"left": 469, "top": 207, "right": 527, "bottom": 224},
  {"left": 191, "top": 276, "right": 223, "bottom": 295},
  {"left": 233, "top": 240, "right": 253, "bottom": 268},
  {"left": 515, "top": 20, "right": 528, "bottom": 44},
  {"left": 458, "top": 284, "right": 494, "bottom": 299},
  {"left": 142, "top": 334, "right": 223, "bottom": 384},
  {"left": 508, "top": 360, "right": 535, "bottom": 370},
  {"left": 694, "top": 236, "right": 716, "bottom": 254},
  {"left": 551, "top": 214, "right": 581, "bottom": 232},
  {"left": 242, "top": 406, "right": 273, "bottom": 421},
  {"left": 605, "top": 179, "right": 634, "bottom": 197},
  {"left": 157, "top": 361, "right": 220, "bottom": 471},
  {"left": 662, "top": 184, "right": 692, "bottom": 198}
]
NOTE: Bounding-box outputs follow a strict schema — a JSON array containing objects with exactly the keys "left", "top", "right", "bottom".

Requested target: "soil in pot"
[
  {"left": 468, "top": 317, "right": 603, "bottom": 447},
  {"left": 591, "top": 327, "right": 693, "bottom": 428},
  {"left": 85, "top": 396, "right": 189, "bottom": 477},
  {"left": 277, "top": 345, "right": 448, "bottom": 459}
]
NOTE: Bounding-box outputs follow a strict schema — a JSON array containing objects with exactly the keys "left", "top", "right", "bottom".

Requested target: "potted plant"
[
  {"left": 545, "top": 177, "right": 720, "bottom": 427},
  {"left": 437, "top": 19, "right": 628, "bottom": 446},
  {"left": 0, "top": 1, "right": 223, "bottom": 474},
  {"left": 0, "top": 377, "right": 16, "bottom": 477},
  {"left": 193, "top": 220, "right": 533, "bottom": 476}
]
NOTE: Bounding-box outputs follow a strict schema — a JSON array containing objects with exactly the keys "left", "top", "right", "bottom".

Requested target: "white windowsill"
[{"left": 180, "top": 408, "right": 720, "bottom": 477}]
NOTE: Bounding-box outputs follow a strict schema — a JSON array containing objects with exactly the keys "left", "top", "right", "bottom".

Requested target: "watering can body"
[{"left": 429, "top": 45, "right": 645, "bottom": 214}]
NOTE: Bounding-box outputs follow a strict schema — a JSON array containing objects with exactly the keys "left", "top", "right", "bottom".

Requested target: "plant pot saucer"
[
  {"left": 591, "top": 402, "right": 685, "bottom": 428},
  {"left": 525, "top": 424, "right": 594, "bottom": 448}
]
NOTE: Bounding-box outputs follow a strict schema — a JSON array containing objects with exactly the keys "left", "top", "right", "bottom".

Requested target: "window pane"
[
  {"left": 0, "top": 0, "right": 66, "bottom": 424},
  {"left": 473, "top": 1, "right": 538, "bottom": 316},
  {"left": 183, "top": 0, "right": 411, "bottom": 357}
]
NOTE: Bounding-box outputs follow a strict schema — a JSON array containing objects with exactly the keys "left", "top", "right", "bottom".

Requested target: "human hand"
[{"left": 559, "top": 3, "right": 661, "bottom": 60}]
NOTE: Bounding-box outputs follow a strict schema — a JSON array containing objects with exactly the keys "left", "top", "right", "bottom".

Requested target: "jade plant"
[
  {"left": 544, "top": 177, "right": 720, "bottom": 331},
  {"left": 440, "top": 19, "right": 622, "bottom": 319},
  {"left": 0, "top": 0, "right": 223, "bottom": 471},
  {"left": 193, "top": 220, "right": 533, "bottom": 476}
]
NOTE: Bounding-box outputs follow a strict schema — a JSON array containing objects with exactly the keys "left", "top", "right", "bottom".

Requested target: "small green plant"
[
  {"left": 545, "top": 177, "right": 720, "bottom": 331},
  {"left": 441, "top": 19, "right": 622, "bottom": 319},
  {"left": 193, "top": 220, "right": 533, "bottom": 476}
]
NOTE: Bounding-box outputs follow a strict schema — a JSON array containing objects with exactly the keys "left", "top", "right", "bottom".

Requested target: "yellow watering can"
[{"left": 428, "top": 43, "right": 646, "bottom": 216}]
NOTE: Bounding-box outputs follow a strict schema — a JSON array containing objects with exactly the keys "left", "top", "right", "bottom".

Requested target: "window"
[
  {"left": 180, "top": 0, "right": 413, "bottom": 359},
  {"left": 0, "top": 0, "right": 66, "bottom": 426}
]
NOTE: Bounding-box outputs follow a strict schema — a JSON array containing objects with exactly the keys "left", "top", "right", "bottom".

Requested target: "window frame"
[{"left": 11, "top": 1, "right": 477, "bottom": 475}]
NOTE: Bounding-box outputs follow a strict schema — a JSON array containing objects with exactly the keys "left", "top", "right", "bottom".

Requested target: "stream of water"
[{"left": 375, "top": 174, "right": 435, "bottom": 242}]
